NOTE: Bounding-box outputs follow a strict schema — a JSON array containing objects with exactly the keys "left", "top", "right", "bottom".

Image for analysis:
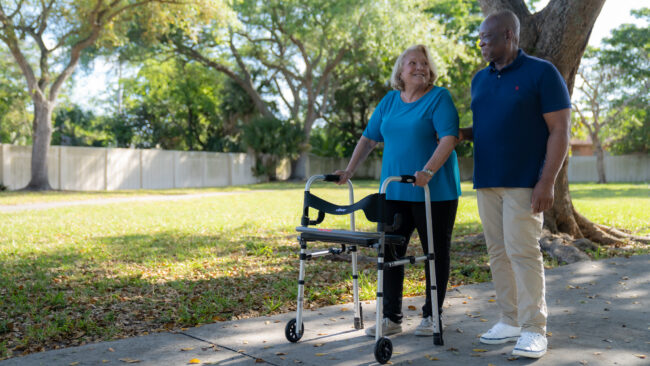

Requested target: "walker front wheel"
[
  {"left": 285, "top": 318, "right": 304, "bottom": 343},
  {"left": 374, "top": 337, "right": 393, "bottom": 364}
]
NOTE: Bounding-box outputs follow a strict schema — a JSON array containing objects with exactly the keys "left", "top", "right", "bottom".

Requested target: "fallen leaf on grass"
[
  {"left": 181, "top": 347, "right": 194, "bottom": 351},
  {"left": 189, "top": 359, "right": 201, "bottom": 364},
  {"left": 119, "top": 358, "right": 141, "bottom": 363}
]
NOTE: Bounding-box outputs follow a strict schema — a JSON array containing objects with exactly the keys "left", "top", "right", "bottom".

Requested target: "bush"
[{"left": 241, "top": 117, "right": 304, "bottom": 180}]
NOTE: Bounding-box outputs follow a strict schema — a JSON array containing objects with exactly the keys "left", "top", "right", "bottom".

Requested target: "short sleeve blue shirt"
[
  {"left": 363, "top": 87, "right": 461, "bottom": 202},
  {"left": 471, "top": 50, "right": 571, "bottom": 189}
]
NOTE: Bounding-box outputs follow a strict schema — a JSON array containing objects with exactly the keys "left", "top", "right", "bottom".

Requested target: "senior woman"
[{"left": 334, "top": 44, "right": 461, "bottom": 337}]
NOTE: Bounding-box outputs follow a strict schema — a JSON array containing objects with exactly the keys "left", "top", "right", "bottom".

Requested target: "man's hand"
[
  {"left": 332, "top": 170, "right": 352, "bottom": 185},
  {"left": 531, "top": 179, "right": 554, "bottom": 213}
]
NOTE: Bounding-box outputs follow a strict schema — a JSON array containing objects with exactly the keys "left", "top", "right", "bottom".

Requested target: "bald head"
[
  {"left": 485, "top": 10, "right": 520, "bottom": 45},
  {"left": 478, "top": 10, "right": 521, "bottom": 68}
]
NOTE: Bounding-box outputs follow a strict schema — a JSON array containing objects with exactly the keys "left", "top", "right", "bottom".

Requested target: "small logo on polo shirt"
[{"left": 515, "top": 85, "right": 519, "bottom": 91}]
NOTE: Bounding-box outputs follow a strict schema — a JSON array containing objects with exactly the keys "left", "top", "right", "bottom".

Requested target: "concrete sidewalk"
[{"left": 2, "top": 255, "right": 648, "bottom": 366}]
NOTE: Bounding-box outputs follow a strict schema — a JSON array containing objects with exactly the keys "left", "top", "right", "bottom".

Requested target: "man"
[{"left": 459, "top": 10, "right": 571, "bottom": 359}]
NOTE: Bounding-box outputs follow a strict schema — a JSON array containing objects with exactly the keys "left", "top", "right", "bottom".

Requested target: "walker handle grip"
[
  {"left": 323, "top": 174, "right": 341, "bottom": 182},
  {"left": 399, "top": 175, "right": 416, "bottom": 183}
]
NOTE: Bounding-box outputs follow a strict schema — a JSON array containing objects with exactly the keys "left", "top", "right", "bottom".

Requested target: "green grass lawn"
[{"left": 0, "top": 181, "right": 647, "bottom": 358}]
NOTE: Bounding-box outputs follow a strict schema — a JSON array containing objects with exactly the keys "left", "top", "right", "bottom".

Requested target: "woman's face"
[{"left": 399, "top": 50, "right": 431, "bottom": 90}]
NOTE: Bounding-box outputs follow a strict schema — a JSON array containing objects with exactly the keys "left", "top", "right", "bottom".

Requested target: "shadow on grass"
[{"left": 0, "top": 217, "right": 484, "bottom": 359}]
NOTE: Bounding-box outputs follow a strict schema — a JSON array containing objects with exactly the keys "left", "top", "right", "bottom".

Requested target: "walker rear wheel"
[
  {"left": 285, "top": 318, "right": 304, "bottom": 343},
  {"left": 374, "top": 337, "right": 393, "bottom": 364}
]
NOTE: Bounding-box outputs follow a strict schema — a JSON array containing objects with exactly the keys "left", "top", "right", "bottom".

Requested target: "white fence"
[
  {"left": 0, "top": 144, "right": 261, "bottom": 190},
  {"left": 1, "top": 144, "right": 648, "bottom": 191},
  {"left": 568, "top": 155, "right": 650, "bottom": 182}
]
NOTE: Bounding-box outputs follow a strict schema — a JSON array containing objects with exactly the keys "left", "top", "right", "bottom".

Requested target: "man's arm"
[
  {"left": 532, "top": 108, "right": 571, "bottom": 213},
  {"left": 458, "top": 127, "right": 473, "bottom": 142}
]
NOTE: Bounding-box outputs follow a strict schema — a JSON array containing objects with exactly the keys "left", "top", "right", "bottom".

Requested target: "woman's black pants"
[{"left": 382, "top": 199, "right": 459, "bottom": 323}]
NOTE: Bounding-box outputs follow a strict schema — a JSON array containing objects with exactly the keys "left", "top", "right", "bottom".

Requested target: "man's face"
[{"left": 478, "top": 17, "right": 507, "bottom": 63}]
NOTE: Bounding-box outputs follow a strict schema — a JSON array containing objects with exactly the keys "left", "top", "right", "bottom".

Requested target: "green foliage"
[
  {"left": 598, "top": 8, "right": 649, "bottom": 154},
  {"left": 241, "top": 117, "right": 303, "bottom": 180},
  {"left": 114, "top": 58, "right": 250, "bottom": 151},
  {"left": 0, "top": 50, "right": 31, "bottom": 145},
  {"left": 607, "top": 108, "right": 649, "bottom": 154},
  {"left": 52, "top": 104, "right": 109, "bottom": 147},
  {"left": 573, "top": 8, "right": 649, "bottom": 155}
]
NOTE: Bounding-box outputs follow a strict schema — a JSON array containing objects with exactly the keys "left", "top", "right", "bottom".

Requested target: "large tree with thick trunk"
[
  {"left": 479, "top": 0, "right": 649, "bottom": 246},
  {"left": 0, "top": 0, "right": 222, "bottom": 191}
]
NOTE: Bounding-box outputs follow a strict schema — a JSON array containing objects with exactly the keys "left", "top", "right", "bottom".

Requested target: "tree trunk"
[
  {"left": 290, "top": 115, "right": 318, "bottom": 180},
  {"left": 592, "top": 132, "right": 607, "bottom": 184},
  {"left": 25, "top": 98, "right": 54, "bottom": 191},
  {"left": 478, "top": 0, "right": 646, "bottom": 245}
]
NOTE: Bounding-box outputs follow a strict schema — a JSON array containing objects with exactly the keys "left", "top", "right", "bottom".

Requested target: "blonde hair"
[{"left": 390, "top": 45, "right": 438, "bottom": 91}]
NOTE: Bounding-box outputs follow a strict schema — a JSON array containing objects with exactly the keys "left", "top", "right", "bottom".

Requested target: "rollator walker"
[{"left": 284, "top": 174, "right": 443, "bottom": 364}]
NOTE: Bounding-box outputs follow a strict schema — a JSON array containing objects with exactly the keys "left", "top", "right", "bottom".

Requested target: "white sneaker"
[
  {"left": 512, "top": 331, "right": 547, "bottom": 358},
  {"left": 479, "top": 322, "right": 521, "bottom": 344},
  {"left": 415, "top": 316, "right": 436, "bottom": 336},
  {"left": 365, "top": 318, "right": 402, "bottom": 337}
]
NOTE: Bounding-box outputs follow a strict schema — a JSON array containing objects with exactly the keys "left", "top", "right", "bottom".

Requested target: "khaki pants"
[{"left": 477, "top": 188, "right": 547, "bottom": 335}]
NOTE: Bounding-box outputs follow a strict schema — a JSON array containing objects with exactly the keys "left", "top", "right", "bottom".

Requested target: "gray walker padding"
[{"left": 284, "top": 174, "right": 443, "bottom": 364}]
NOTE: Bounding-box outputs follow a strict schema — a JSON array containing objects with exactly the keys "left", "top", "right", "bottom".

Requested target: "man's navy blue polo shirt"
[{"left": 470, "top": 49, "right": 571, "bottom": 189}]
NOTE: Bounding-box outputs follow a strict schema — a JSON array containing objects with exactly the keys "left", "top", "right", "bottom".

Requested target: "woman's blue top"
[{"left": 363, "top": 86, "right": 461, "bottom": 202}]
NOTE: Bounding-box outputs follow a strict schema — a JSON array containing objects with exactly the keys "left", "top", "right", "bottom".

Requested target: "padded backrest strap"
[{"left": 302, "top": 192, "right": 384, "bottom": 226}]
